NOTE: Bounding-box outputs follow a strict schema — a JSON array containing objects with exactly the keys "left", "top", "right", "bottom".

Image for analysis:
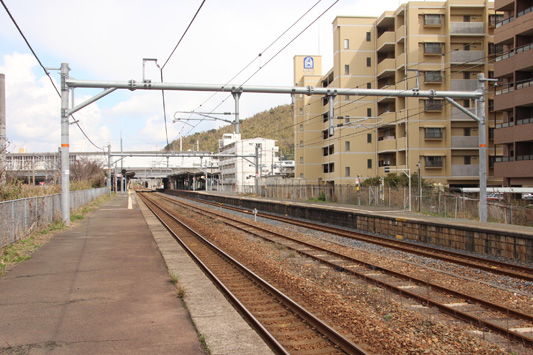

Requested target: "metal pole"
[
  {"left": 232, "top": 90, "right": 242, "bottom": 134},
  {"left": 255, "top": 144, "right": 259, "bottom": 195},
  {"left": 107, "top": 145, "right": 111, "bottom": 197},
  {"left": 0, "top": 73, "right": 6, "bottom": 185},
  {"left": 478, "top": 73, "right": 487, "bottom": 223},
  {"left": 60, "top": 63, "right": 70, "bottom": 225}
]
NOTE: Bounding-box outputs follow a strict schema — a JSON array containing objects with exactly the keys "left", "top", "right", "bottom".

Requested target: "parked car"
[{"left": 487, "top": 193, "right": 503, "bottom": 201}]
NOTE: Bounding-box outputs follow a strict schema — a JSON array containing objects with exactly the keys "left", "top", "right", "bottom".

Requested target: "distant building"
[
  {"left": 218, "top": 133, "right": 280, "bottom": 193},
  {"left": 493, "top": 0, "right": 533, "bottom": 187},
  {"left": 294, "top": 0, "right": 503, "bottom": 188}
]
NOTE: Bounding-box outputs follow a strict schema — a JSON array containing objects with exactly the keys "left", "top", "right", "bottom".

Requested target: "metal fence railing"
[
  {"left": 0, "top": 187, "right": 107, "bottom": 249},
  {"left": 255, "top": 183, "right": 533, "bottom": 227}
]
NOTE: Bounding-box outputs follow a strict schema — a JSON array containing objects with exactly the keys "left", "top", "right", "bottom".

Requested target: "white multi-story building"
[{"left": 218, "top": 133, "right": 280, "bottom": 193}]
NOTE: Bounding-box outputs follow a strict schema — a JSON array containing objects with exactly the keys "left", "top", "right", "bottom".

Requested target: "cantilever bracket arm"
[
  {"left": 444, "top": 97, "right": 481, "bottom": 123},
  {"left": 67, "top": 87, "right": 118, "bottom": 116}
]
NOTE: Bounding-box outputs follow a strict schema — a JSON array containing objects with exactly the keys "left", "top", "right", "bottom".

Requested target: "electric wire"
[
  {"left": 159, "top": 0, "right": 207, "bottom": 150},
  {"left": 1, "top": 0, "right": 103, "bottom": 151},
  {"left": 175, "top": 0, "right": 339, "bottom": 144}
]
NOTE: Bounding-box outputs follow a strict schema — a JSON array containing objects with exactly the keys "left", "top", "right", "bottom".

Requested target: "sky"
[{"left": 0, "top": 0, "right": 427, "bottom": 154}]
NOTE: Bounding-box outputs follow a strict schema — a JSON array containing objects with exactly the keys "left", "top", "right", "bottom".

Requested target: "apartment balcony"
[
  {"left": 379, "top": 165, "right": 397, "bottom": 175},
  {"left": 495, "top": 0, "right": 514, "bottom": 12},
  {"left": 396, "top": 136, "right": 406, "bottom": 151},
  {"left": 495, "top": 43, "right": 533, "bottom": 78},
  {"left": 396, "top": 52, "right": 406, "bottom": 70},
  {"left": 451, "top": 164, "right": 479, "bottom": 177},
  {"left": 451, "top": 136, "right": 479, "bottom": 149},
  {"left": 378, "top": 111, "right": 396, "bottom": 124},
  {"left": 377, "top": 135, "right": 396, "bottom": 152},
  {"left": 494, "top": 118, "right": 533, "bottom": 145},
  {"left": 377, "top": 58, "right": 395, "bottom": 78},
  {"left": 396, "top": 25, "right": 405, "bottom": 43},
  {"left": 451, "top": 79, "right": 477, "bottom": 91},
  {"left": 450, "top": 22, "right": 485, "bottom": 36},
  {"left": 450, "top": 50, "right": 485, "bottom": 64},
  {"left": 377, "top": 32, "right": 395, "bottom": 53},
  {"left": 495, "top": 158, "right": 533, "bottom": 179},
  {"left": 451, "top": 106, "right": 477, "bottom": 121},
  {"left": 495, "top": 6, "right": 533, "bottom": 43},
  {"left": 494, "top": 79, "right": 533, "bottom": 111}
]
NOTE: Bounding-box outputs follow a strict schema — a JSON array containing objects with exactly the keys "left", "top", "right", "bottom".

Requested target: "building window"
[
  {"left": 464, "top": 156, "right": 471, "bottom": 165},
  {"left": 424, "top": 14, "right": 442, "bottom": 26},
  {"left": 424, "top": 42, "right": 443, "bottom": 55},
  {"left": 424, "top": 99, "right": 443, "bottom": 111},
  {"left": 424, "top": 127, "right": 443, "bottom": 139},
  {"left": 345, "top": 94, "right": 350, "bottom": 100},
  {"left": 299, "top": 124, "right": 303, "bottom": 131},
  {"left": 425, "top": 156, "right": 444, "bottom": 168},
  {"left": 488, "top": 99, "right": 494, "bottom": 112},
  {"left": 489, "top": 43, "right": 504, "bottom": 55},
  {"left": 424, "top": 71, "right": 442, "bottom": 83},
  {"left": 463, "top": 15, "right": 470, "bottom": 22},
  {"left": 300, "top": 157, "right": 304, "bottom": 164},
  {"left": 366, "top": 57, "right": 371, "bottom": 67},
  {"left": 300, "top": 140, "right": 303, "bottom": 147},
  {"left": 367, "top": 108, "right": 372, "bottom": 117},
  {"left": 367, "top": 82, "right": 371, "bottom": 89},
  {"left": 367, "top": 133, "right": 372, "bottom": 143},
  {"left": 344, "top": 39, "right": 349, "bottom": 49},
  {"left": 367, "top": 159, "right": 372, "bottom": 169},
  {"left": 488, "top": 71, "right": 494, "bottom": 79},
  {"left": 323, "top": 163, "right": 334, "bottom": 173},
  {"left": 464, "top": 127, "right": 471, "bottom": 136},
  {"left": 489, "top": 14, "right": 504, "bottom": 27},
  {"left": 345, "top": 167, "right": 351, "bottom": 177},
  {"left": 344, "top": 65, "right": 350, "bottom": 75},
  {"left": 345, "top": 116, "right": 350, "bottom": 124},
  {"left": 300, "top": 173, "right": 304, "bottom": 178},
  {"left": 345, "top": 141, "right": 351, "bottom": 151},
  {"left": 366, "top": 32, "right": 371, "bottom": 41}
]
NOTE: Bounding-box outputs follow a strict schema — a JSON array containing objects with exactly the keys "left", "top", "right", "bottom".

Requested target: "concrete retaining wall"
[{"left": 166, "top": 190, "right": 533, "bottom": 262}]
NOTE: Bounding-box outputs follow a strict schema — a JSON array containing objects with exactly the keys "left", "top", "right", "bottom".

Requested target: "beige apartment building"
[{"left": 294, "top": 0, "right": 503, "bottom": 188}]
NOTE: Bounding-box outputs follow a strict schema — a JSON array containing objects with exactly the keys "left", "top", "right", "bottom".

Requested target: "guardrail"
[{"left": 0, "top": 187, "right": 107, "bottom": 249}]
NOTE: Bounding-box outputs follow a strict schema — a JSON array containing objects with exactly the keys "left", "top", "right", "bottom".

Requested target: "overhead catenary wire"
[
  {"left": 1, "top": 0, "right": 103, "bottom": 151},
  {"left": 159, "top": 0, "right": 207, "bottom": 149},
  {"left": 175, "top": 0, "right": 340, "bottom": 143}
]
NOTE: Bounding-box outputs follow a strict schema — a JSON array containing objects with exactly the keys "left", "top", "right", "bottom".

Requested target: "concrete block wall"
[{"left": 166, "top": 190, "right": 533, "bottom": 262}]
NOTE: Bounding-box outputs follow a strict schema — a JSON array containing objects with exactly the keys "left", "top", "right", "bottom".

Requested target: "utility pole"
[
  {"left": 60, "top": 63, "right": 70, "bottom": 225},
  {"left": 0, "top": 73, "right": 6, "bottom": 185},
  {"left": 254, "top": 143, "right": 260, "bottom": 195},
  {"left": 107, "top": 145, "right": 111, "bottom": 197}
]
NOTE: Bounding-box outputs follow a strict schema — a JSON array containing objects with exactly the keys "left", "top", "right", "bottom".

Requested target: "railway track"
[
  {"left": 176, "top": 193, "right": 533, "bottom": 282},
  {"left": 137, "top": 192, "right": 369, "bottom": 355},
  {"left": 153, "top": 192, "right": 533, "bottom": 349}
]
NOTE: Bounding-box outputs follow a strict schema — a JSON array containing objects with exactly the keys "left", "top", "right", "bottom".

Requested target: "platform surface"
[{"left": 0, "top": 194, "right": 205, "bottom": 354}]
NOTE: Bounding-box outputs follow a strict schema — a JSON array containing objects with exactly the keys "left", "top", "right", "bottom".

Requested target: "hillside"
[{"left": 166, "top": 104, "right": 295, "bottom": 160}]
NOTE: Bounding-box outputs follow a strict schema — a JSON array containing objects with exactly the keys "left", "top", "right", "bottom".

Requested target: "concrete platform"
[
  {"left": 0, "top": 194, "right": 206, "bottom": 354},
  {"left": 137, "top": 192, "right": 274, "bottom": 355}
]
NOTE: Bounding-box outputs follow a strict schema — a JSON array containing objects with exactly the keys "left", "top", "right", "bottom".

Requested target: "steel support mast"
[{"left": 59, "top": 63, "right": 488, "bottom": 222}]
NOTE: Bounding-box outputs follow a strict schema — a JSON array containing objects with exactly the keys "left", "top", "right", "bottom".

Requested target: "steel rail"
[
  {"left": 138, "top": 192, "right": 368, "bottom": 355},
  {"left": 176, "top": 193, "right": 533, "bottom": 282},
  {"left": 158, "top": 193, "right": 533, "bottom": 348}
]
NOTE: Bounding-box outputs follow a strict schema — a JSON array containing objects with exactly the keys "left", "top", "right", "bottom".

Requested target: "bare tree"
[{"left": 70, "top": 156, "right": 105, "bottom": 187}]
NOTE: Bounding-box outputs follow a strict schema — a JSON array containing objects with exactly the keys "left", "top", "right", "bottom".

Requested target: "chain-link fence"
[
  {"left": 258, "top": 182, "right": 533, "bottom": 226},
  {"left": 0, "top": 187, "right": 107, "bottom": 249}
]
